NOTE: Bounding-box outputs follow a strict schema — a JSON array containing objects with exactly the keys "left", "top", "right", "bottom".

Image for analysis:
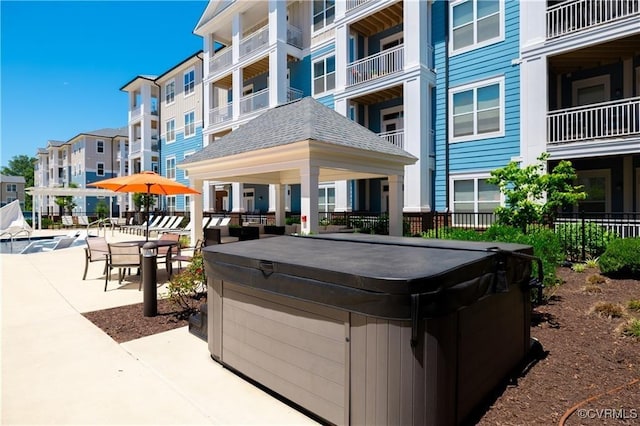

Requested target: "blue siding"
[
  {"left": 162, "top": 125, "right": 204, "bottom": 210},
  {"left": 310, "top": 43, "right": 335, "bottom": 61},
  {"left": 290, "top": 55, "right": 311, "bottom": 96},
  {"left": 315, "top": 94, "right": 334, "bottom": 108},
  {"left": 433, "top": 0, "right": 520, "bottom": 210}
]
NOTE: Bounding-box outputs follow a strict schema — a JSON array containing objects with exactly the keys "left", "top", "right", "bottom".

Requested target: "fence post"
[
  {"left": 581, "top": 211, "right": 586, "bottom": 262},
  {"left": 435, "top": 211, "right": 439, "bottom": 239}
]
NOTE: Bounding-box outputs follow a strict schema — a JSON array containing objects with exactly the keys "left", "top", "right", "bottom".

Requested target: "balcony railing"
[
  {"left": 378, "top": 130, "right": 404, "bottom": 149},
  {"left": 240, "top": 25, "right": 269, "bottom": 58},
  {"left": 346, "top": 45, "right": 404, "bottom": 87},
  {"left": 287, "top": 87, "right": 304, "bottom": 102},
  {"left": 547, "top": 97, "right": 640, "bottom": 144},
  {"left": 240, "top": 88, "right": 269, "bottom": 115},
  {"left": 346, "top": 0, "right": 373, "bottom": 12},
  {"left": 131, "top": 106, "right": 142, "bottom": 121},
  {"left": 210, "top": 103, "right": 233, "bottom": 125},
  {"left": 209, "top": 45, "right": 232, "bottom": 73},
  {"left": 547, "top": 0, "right": 640, "bottom": 38},
  {"left": 131, "top": 141, "right": 141, "bottom": 154},
  {"left": 287, "top": 24, "right": 303, "bottom": 49}
]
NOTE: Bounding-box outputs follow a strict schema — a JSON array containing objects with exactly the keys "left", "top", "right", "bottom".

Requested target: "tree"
[
  {"left": 1, "top": 154, "right": 36, "bottom": 211},
  {"left": 55, "top": 183, "right": 78, "bottom": 215},
  {"left": 487, "top": 153, "right": 586, "bottom": 232},
  {"left": 95, "top": 200, "right": 109, "bottom": 219}
]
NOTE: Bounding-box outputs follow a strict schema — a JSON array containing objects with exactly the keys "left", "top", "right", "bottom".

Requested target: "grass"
[
  {"left": 583, "top": 285, "right": 603, "bottom": 294},
  {"left": 628, "top": 299, "right": 640, "bottom": 313},
  {"left": 592, "top": 302, "right": 625, "bottom": 319},
  {"left": 571, "top": 263, "right": 586, "bottom": 273},
  {"left": 586, "top": 274, "right": 606, "bottom": 285},
  {"left": 585, "top": 258, "right": 599, "bottom": 269},
  {"left": 621, "top": 319, "right": 640, "bottom": 339}
]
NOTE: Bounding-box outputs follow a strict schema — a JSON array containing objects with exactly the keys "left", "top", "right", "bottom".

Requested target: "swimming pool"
[{"left": 0, "top": 236, "right": 86, "bottom": 254}]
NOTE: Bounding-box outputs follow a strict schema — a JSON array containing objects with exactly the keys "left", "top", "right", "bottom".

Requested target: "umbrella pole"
[{"left": 145, "top": 184, "right": 151, "bottom": 242}]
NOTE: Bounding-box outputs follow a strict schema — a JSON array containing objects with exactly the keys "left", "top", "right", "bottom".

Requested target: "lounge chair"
[
  {"left": 105, "top": 243, "right": 141, "bottom": 291},
  {"left": 62, "top": 215, "right": 74, "bottom": 228},
  {"left": 207, "top": 217, "right": 220, "bottom": 227},
  {"left": 83, "top": 236, "right": 109, "bottom": 280}
]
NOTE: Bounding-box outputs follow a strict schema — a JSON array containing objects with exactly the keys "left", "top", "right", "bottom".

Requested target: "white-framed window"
[
  {"left": 166, "top": 196, "right": 176, "bottom": 213},
  {"left": 183, "top": 151, "right": 195, "bottom": 179},
  {"left": 313, "top": 55, "right": 335, "bottom": 95},
  {"left": 450, "top": 76, "right": 504, "bottom": 142},
  {"left": 575, "top": 169, "right": 610, "bottom": 213},
  {"left": 96, "top": 140, "right": 104, "bottom": 153},
  {"left": 243, "top": 188, "right": 255, "bottom": 213},
  {"left": 184, "top": 111, "right": 195, "bottom": 137},
  {"left": 452, "top": 177, "right": 500, "bottom": 212},
  {"left": 165, "top": 80, "right": 175, "bottom": 104},
  {"left": 166, "top": 119, "right": 176, "bottom": 143},
  {"left": 450, "top": 0, "right": 503, "bottom": 54},
  {"left": 97, "top": 162, "right": 105, "bottom": 176},
  {"left": 184, "top": 195, "right": 191, "bottom": 213},
  {"left": 313, "top": 0, "right": 335, "bottom": 32},
  {"left": 6, "top": 184, "right": 17, "bottom": 192},
  {"left": 318, "top": 184, "right": 336, "bottom": 212},
  {"left": 166, "top": 157, "right": 176, "bottom": 180},
  {"left": 184, "top": 68, "right": 195, "bottom": 96}
]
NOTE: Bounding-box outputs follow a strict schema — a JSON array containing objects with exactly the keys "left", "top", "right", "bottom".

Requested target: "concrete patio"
[{"left": 1, "top": 229, "right": 319, "bottom": 425}]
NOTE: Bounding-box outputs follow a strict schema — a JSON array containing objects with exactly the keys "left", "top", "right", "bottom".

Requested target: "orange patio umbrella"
[{"left": 89, "top": 171, "right": 200, "bottom": 240}]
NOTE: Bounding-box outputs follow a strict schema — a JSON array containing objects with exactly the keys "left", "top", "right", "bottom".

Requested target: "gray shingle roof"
[{"left": 182, "top": 97, "right": 417, "bottom": 164}]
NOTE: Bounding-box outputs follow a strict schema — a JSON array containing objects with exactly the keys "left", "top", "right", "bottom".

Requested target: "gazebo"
[{"left": 180, "top": 97, "right": 417, "bottom": 241}]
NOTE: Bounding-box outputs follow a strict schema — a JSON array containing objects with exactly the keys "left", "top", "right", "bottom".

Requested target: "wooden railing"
[
  {"left": 547, "top": 97, "right": 640, "bottom": 144},
  {"left": 547, "top": 0, "right": 640, "bottom": 38},
  {"left": 346, "top": 44, "right": 404, "bottom": 86}
]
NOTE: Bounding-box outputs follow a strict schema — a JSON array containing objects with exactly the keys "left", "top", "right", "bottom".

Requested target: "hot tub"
[{"left": 203, "top": 234, "right": 536, "bottom": 425}]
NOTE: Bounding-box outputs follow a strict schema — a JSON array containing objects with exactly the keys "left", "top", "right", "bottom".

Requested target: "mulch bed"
[{"left": 83, "top": 267, "right": 639, "bottom": 424}]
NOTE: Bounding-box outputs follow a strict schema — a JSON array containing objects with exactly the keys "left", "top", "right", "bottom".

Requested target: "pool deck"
[{"left": 1, "top": 229, "right": 319, "bottom": 425}]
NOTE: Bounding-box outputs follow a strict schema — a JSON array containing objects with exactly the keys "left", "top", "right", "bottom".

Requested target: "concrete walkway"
[{"left": 1, "top": 230, "right": 318, "bottom": 425}]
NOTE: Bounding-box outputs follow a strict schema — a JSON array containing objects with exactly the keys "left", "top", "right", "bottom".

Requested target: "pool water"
[{"left": 0, "top": 236, "right": 86, "bottom": 254}]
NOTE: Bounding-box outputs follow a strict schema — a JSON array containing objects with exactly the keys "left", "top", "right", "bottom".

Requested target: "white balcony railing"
[
  {"left": 131, "top": 141, "right": 141, "bottom": 154},
  {"left": 547, "top": 97, "right": 640, "bottom": 144},
  {"left": 210, "top": 103, "right": 233, "bottom": 125},
  {"left": 209, "top": 46, "right": 232, "bottom": 73},
  {"left": 240, "top": 88, "right": 269, "bottom": 115},
  {"left": 346, "top": 45, "right": 404, "bottom": 87},
  {"left": 131, "top": 105, "right": 142, "bottom": 121},
  {"left": 240, "top": 25, "right": 269, "bottom": 58},
  {"left": 346, "top": 0, "right": 373, "bottom": 12},
  {"left": 378, "top": 129, "right": 405, "bottom": 149},
  {"left": 287, "top": 24, "right": 303, "bottom": 49},
  {"left": 287, "top": 87, "right": 304, "bottom": 102},
  {"left": 547, "top": 0, "right": 640, "bottom": 38}
]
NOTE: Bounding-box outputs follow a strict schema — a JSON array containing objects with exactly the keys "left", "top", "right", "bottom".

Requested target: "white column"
[
  {"left": 334, "top": 181, "right": 351, "bottom": 212},
  {"left": 269, "top": 0, "right": 287, "bottom": 107},
  {"left": 274, "top": 184, "right": 286, "bottom": 226},
  {"left": 388, "top": 174, "right": 404, "bottom": 236},
  {"left": 335, "top": 22, "right": 349, "bottom": 90},
  {"left": 403, "top": 0, "right": 429, "bottom": 70},
  {"left": 403, "top": 76, "right": 431, "bottom": 212},
  {"left": 268, "top": 184, "right": 276, "bottom": 212},
  {"left": 231, "top": 182, "right": 245, "bottom": 212},
  {"left": 300, "top": 163, "right": 319, "bottom": 235},
  {"left": 191, "top": 178, "right": 204, "bottom": 245},
  {"left": 232, "top": 13, "right": 242, "bottom": 120},
  {"left": 520, "top": 55, "right": 548, "bottom": 166}
]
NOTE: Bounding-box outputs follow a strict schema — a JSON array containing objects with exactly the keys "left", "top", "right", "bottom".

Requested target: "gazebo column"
[
  {"left": 191, "top": 178, "right": 204, "bottom": 245},
  {"left": 300, "top": 164, "right": 319, "bottom": 235},
  {"left": 388, "top": 174, "right": 404, "bottom": 236},
  {"left": 231, "top": 182, "right": 245, "bottom": 213},
  {"left": 274, "top": 184, "right": 286, "bottom": 226}
]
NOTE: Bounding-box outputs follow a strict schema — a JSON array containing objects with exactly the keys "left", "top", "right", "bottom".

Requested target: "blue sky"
[{"left": 1, "top": 0, "right": 208, "bottom": 168}]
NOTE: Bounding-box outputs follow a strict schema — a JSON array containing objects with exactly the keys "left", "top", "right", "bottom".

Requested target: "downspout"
[{"left": 444, "top": 0, "right": 450, "bottom": 210}]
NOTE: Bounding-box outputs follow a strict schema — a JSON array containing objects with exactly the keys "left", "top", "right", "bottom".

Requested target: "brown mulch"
[{"left": 83, "top": 267, "right": 640, "bottom": 424}]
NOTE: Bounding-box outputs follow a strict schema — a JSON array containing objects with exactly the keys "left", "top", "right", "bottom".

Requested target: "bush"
[
  {"left": 41, "top": 217, "right": 53, "bottom": 229},
  {"left": 598, "top": 238, "right": 640, "bottom": 278},
  {"left": 621, "top": 319, "right": 640, "bottom": 339},
  {"left": 555, "top": 222, "right": 618, "bottom": 261},
  {"left": 167, "top": 253, "right": 206, "bottom": 318},
  {"left": 592, "top": 302, "right": 625, "bottom": 318}
]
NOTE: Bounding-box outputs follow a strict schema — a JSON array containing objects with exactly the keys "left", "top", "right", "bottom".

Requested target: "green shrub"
[
  {"left": 627, "top": 299, "right": 640, "bottom": 312},
  {"left": 41, "top": 217, "right": 53, "bottom": 229},
  {"left": 555, "top": 222, "right": 618, "bottom": 261},
  {"left": 571, "top": 263, "right": 586, "bottom": 273},
  {"left": 167, "top": 253, "right": 206, "bottom": 318},
  {"left": 621, "top": 319, "right": 640, "bottom": 339},
  {"left": 598, "top": 238, "right": 640, "bottom": 278},
  {"left": 285, "top": 217, "right": 300, "bottom": 225}
]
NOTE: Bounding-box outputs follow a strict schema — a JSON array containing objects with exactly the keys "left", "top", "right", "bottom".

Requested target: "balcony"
[
  {"left": 547, "top": 97, "right": 640, "bottom": 144},
  {"left": 240, "top": 25, "right": 269, "bottom": 59},
  {"left": 287, "top": 87, "right": 304, "bottom": 102},
  {"left": 378, "top": 130, "right": 404, "bottom": 149},
  {"left": 346, "top": 0, "right": 374, "bottom": 12},
  {"left": 240, "top": 88, "right": 269, "bottom": 115},
  {"left": 287, "top": 24, "right": 303, "bottom": 49},
  {"left": 210, "top": 46, "right": 232, "bottom": 74},
  {"left": 131, "top": 140, "right": 141, "bottom": 154},
  {"left": 210, "top": 103, "right": 233, "bottom": 125},
  {"left": 547, "top": 0, "right": 640, "bottom": 39},
  {"left": 131, "top": 105, "right": 142, "bottom": 121},
  {"left": 346, "top": 45, "right": 404, "bottom": 87}
]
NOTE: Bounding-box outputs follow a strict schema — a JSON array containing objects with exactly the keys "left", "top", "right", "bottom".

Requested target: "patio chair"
[
  {"left": 155, "top": 232, "right": 180, "bottom": 280},
  {"left": 83, "top": 237, "right": 109, "bottom": 280},
  {"left": 62, "top": 215, "right": 74, "bottom": 228},
  {"left": 105, "top": 243, "right": 141, "bottom": 291},
  {"left": 172, "top": 239, "right": 204, "bottom": 272}
]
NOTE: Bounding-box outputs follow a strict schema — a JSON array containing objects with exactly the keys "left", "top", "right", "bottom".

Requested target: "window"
[
  {"left": 313, "top": 0, "right": 335, "bottom": 32},
  {"left": 166, "top": 157, "right": 176, "bottom": 179},
  {"left": 6, "top": 184, "right": 17, "bottom": 192},
  {"left": 576, "top": 170, "right": 610, "bottom": 213},
  {"left": 165, "top": 80, "right": 175, "bottom": 104},
  {"left": 318, "top": 184, "right": 335, "bottom": 212},
  {"left": 184, "top": 111, "right": 195, "bottom": 137},
  {"left": 166, "top": 119, "right": 176, "bottom": 142},
  {"left": 183, "top": 151, "right": 195, "bottom": 179},
  {"left": 184, "top": 195, "right": 191, "bottom": 213},
  {"left": 96, "top": 140, "right": 104, "bottom": 153},
  {"left": 451, "top": 0, "right": 502, "bottom": 53},
  {"left": 313, "top": 56, "right": 336, "bottom": 95},
  {"left": 97, "top": 162, "right": 105, "bottom": 176},
  {"left": 243, "top": 189, "right": 255, "bottom": 213},
  {"left": 167, "top": 196, "right": 176, "bottom": 213},
  {"left": 184, "top": 69, "right": 195, "bottom": 96},
  {"left": 452, "top": 177, "right": 500, "bottom": 213},
  {"left": 450, "top": 77, "right": 503, "bottom": 141}
]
